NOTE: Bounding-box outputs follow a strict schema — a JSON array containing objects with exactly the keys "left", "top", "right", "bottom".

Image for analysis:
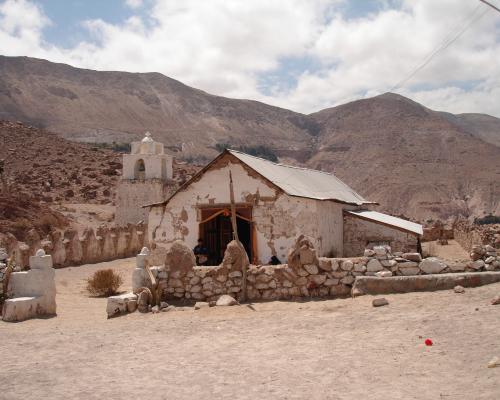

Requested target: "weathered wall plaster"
[{"left": 148, "top": 159, "right": 349, "bottom": 263}]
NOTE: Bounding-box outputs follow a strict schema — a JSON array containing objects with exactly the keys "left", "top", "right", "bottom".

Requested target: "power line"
[
  {"left": 479, "top": 0, "right": 500, "bottom": 13},
  {"left": 390, "top": 4, "right": 491, "bottom": 92}
]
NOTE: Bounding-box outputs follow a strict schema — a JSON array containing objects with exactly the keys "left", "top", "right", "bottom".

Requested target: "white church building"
[{"left": 144, "top": 148, "right": 422, "bottom": 265}]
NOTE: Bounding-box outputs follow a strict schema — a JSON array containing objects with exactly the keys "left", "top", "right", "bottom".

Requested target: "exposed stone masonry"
[{"left": 148, "top": 237, "right": 500, "bottom": 303}]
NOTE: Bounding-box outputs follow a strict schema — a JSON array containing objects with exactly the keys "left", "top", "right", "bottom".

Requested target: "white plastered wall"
[{"left": 148, "top": 159, "right": 346, "bottom": 264}]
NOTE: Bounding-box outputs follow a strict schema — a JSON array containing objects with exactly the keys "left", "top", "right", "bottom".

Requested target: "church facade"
[{"left": 145, "top": 149, "right": 422, "bottom": 264}]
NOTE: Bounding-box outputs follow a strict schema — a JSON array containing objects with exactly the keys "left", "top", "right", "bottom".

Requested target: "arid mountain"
[
  {"left": 309, "top": 93, "right": 500, "bottom": 221},
  {"left": 0, "top": 55, "right": 317, "bottom": 163},
  {"left": 0, "top": 56, "right": 499, "bottom": 222}
]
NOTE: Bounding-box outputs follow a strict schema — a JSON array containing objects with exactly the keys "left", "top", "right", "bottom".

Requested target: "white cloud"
[
  {"left": 125, "top": 0, "right": 143, "bottom": 9},
  {"left": 0, "top": 0, "right": 499, "bottom": 117}
]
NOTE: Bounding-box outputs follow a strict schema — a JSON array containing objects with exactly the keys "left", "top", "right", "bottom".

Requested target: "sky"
[{"left": 0, "top": 0, "right": 499, "bottom": 116}]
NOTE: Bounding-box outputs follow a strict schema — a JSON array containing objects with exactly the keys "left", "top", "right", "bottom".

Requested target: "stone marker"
[
  {"left": 216, "top": 294, "right": 238, "bottom": 306},
  {"left": 372, "top": 298, "right": 389, "bottom": 307}
]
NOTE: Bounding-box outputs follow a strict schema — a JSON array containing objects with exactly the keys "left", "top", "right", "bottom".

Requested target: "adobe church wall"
[
  {"left": 343, "top": 214, "right": 418, "bottom": 257},
  {"left": 0, "top": 223, "right": 147, "bottom": 268},
  {"left": 115, "top": 180, "right": 171, "bottom": 226},
  {"left": 148, "top": 160, "right": 342, "bottom": 264}
]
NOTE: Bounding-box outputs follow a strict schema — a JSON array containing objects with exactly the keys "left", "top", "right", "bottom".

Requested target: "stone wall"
[
  {"left": 454, "top": 220, "right": 500, "bottom": 252},
  {"left": 149, "top": 239, "right": 499, "bottom": 303},
  {"left": 343, "top": 213, "right": 418, "bottom": 257},
  {"left": 0, "top": 223, "right": 147, "bottom": 268}
]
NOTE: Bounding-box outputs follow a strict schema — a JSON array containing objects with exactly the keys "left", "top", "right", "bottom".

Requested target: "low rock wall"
[
  {"left": 0, "top": 223, "right": 147, "bottom": 268},
  {"left": 150, "top": 241, "right": 500, "bottom": 303}
]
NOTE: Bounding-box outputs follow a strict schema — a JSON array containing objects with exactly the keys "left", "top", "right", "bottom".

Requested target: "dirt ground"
[
  {"left": 422, "top": 239, "right": 470, "bottom": 261},
  {"left": 1, "top": 258, "right": 499, "bottom": 400}
]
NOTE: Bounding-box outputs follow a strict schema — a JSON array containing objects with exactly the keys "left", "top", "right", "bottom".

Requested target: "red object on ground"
[{"left": 425, "top": 339, "right": 433, "bottom": 346}]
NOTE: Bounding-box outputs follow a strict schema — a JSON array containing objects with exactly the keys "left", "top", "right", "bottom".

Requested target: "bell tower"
[{"left": 115, "top": 132, "right": 173, "bottom": 226}]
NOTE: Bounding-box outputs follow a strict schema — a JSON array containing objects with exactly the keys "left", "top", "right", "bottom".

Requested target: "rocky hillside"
[
  {"left": 1, "top": 56, "right": 499, "bottom": 222},
  {"left": 0, "top": 120, "right": 121, "bottom": 204},
  {"left": 308, "top": 93, "right": 500, "bottom": 222},
  {"left": 0, "top": 56, "right": 317, "bottom": 163}
]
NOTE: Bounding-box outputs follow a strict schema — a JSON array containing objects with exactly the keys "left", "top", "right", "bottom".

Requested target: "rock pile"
[{"left": 468, "top": 245, "right": 500, "bottom": 271}]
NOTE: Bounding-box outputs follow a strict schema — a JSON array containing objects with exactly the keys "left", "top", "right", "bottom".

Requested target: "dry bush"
[{"left": 86, "top": 269, "right": 123, "bottom": 297}]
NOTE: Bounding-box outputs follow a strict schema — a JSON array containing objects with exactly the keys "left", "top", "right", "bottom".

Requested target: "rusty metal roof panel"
[
  {"left": 347, "top": 210, "right": 423, "bottom": 235},
  {"left": 228, "top": 149, "right": 373, "bottom": 205}
]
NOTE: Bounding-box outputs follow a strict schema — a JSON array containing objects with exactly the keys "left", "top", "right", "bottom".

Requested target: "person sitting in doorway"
[{"left": 194, "top": 238, "right": 209, "bottom": 266}]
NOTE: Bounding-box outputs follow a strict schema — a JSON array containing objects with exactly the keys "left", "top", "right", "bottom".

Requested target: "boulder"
[
  {"left": 372, "top": 298, "right": 389, "bottom": 307},
  {"left": 311, "top": 274, "right": 326, "bottom": 285},
  {"left": 166, "top": 240, "right": 196, "bottom": 275},
  {"left": 491, "top": 295, "right": 500, "bottom": 305},
  {"left": 381, "top": 259, "right": 397, "bottom": 268},
  {"left": 373, "top": 245, "right": 390, "bottom": 256},
  {"left": 194, "top": 302, "right": 210, "bottom": 310},
  {"left": 364, "top": 249, "right": 375, "bottom": 257},
  {"left": 216, "top": 294, "right": 238, "bottom": 306},
  {"left": 354, "top": 263, "right": 367, "bottom": 273},
  {"left": 318, "top": 258, "right": 332, "bottom": 272},
  {"left": 468, "top": 260, "right": 485, "bottom": 271},
  {"left": 453, "top": 285, "right": 465, "bottom": 293},
  {"left": 402, "top": 253, "right": 422, "bottom": 262},
  {"left": 303, "top": 264, "right": 318, "bottom": 275},
  {"left": 397, "top": 261, "right": 420, "bottom": 276},
  {"left": 419, "top": 258, "right": 447, "bottom": 274},
  {"left": 340, "top": 260, "right": 354, "bottom": 271},
  {"left": 367, "top": 259, "right": 383, "bottom": 272}
]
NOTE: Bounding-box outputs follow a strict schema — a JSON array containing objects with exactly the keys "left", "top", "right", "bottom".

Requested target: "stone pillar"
[{"left": 132, "top": 247, "right": 151, "bottom": 292}]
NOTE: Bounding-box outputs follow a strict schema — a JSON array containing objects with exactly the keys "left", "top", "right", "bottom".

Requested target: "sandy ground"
[
  {"left": 1, "top": 258, "right": 500, "bottom": 400},
  {"left": 422, "top": 239, "right": 469, "bottom": 261}
]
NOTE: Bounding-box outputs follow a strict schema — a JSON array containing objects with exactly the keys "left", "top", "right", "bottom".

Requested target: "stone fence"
[
  {"left": 454, "top": 220, "right": 500, "bottom": 252},
  {"left": 0, "top": 223, "right": 147, "bottom": 269},
  {"left": 141, "top": 236, "right": 500, "bottom": 304}
]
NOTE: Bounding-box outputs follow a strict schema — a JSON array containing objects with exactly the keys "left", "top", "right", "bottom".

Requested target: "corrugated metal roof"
[
  {"left": 228, "top": 150, "right": 373, "bottom": 205},
  {"left": 347, "top": 210, "right": 423, "bottom": 235}
]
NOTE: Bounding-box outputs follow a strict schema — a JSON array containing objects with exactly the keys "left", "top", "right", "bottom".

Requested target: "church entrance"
[{"left": 198, "top": 206, "right": 253, "bottom": 265}]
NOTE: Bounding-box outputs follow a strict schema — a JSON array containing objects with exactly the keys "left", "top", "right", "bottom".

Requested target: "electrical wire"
[{"left": 390, "top": 4, "right": 491, "bottom": 91}]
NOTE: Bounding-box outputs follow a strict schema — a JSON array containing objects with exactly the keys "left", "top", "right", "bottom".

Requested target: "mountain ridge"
[{"left": 1, "top": 55, "right": 499, "bottom": 221}]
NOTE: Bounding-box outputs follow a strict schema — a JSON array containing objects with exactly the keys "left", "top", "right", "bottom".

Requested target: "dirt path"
[
  {"left": 422, "top": 239, "right": 469, "bottom": 261},
  {"left": 1, "top": 258, "right": 499, "bottom": 400}
]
